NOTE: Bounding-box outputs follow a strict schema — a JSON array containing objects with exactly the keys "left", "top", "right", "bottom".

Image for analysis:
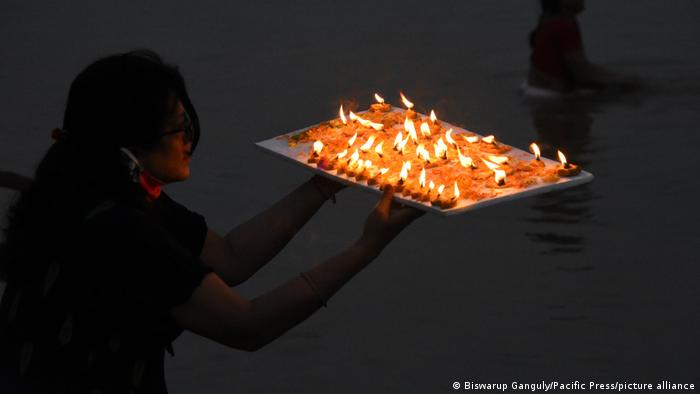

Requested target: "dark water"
[{"left": 1, "top": 1, "right": 699, "bottom": 392}]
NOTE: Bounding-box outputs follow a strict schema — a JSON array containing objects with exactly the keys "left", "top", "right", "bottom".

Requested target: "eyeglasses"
[{"left": 162, "top": 110, "right": 195, "bottom": 143}]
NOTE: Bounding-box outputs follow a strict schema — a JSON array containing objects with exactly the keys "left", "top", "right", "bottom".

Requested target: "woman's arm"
[
  {"left": 173, "top": 186, "right": 423, "bottom": 351},
  {"left": 200, "top": 175, "right": 345, "bottom": 286}
]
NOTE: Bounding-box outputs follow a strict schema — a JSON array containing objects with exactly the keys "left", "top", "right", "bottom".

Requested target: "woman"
[
  {"left": 0, "top": 50, "right": 423, "bottom": 393},
  {"left": 525, "top": 0, "right": 638, "bottom": 96}
]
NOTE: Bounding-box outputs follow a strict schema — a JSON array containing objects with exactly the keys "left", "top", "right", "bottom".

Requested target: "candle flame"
[
  {"left": 399, "top": 135, "right": 410, "bottom": 154},
  {"left": 437, "top": 184, "right": 445, "bottom": 196},
  {"left": 313, "top": 140, "right": 324, "bottom": 155},
  {"left": 399, "top": 161, "right": 410, "bottom": 182},
  {"left": 336, "top": 149, "right": 348, "bottom": 159},
  {"left": 445, "top": 129, "right": 456, "bottom": 147},
  {"left": 339, "top": 105, "right": 347, "bottom": 125},
  {"left": 360, "top": 135, "right": 376, "bottom": 152},
  {"left": 457, "top": 147, "right": 473, "bottom": 168},
  {"left": 430, "top": 110, "right": 437, "bottom": 123},
  {"left": 374, "top": 93, "right": 384, "bottom": 103},
  {"left": 364, "top": 160, "right": 372, "bottom": 169},
  {"left": 367, "top": 120, "right": 384, "bottom": 131},
  {"left": 404, "top": 118, "right": 418, "bottom": 143},
  {"left": 348, "top": 132, "right": 357, "bottom": 147},
  {"left": 482, "top": 135, "right": 495, "bottom": 144},
  {"left": 400, "top": 92, "right": 414, "bottom": 109},
  {"left": 530, "top": 142, "right": 541, "bottom": 160},
  {"left": 416, "top": 144, "right": 431, "bottom": 163},
  {"left": 465, "top": 135, "right": 479, "bottom": 143},
  {"left": 420, "top": 122, "right": 431, "bottom": 137},
  {"left": 434, "top": 137, "right": 448, "bottom": 159},
  {"left": 375, "top": 140, "right": 384, "bottom": 157},
  {"left": 557, "top": 150, "right": 568, "bottom": 166},
  {"left": 482, "top": 158, "right": 501, "bottom": 171},
  {"left": 379, "top": 167, "right": 389, "bottom": 175},
  {"left": 419, "top": 167, "right": 426, "bottom": 188},
  {"left": 349, "top": 149, "right": 360, "bottom": 166},
  {"left": 429, "top": 180, "right": 435, "bottom": 190},
  {"left": 452, "top": 182, "right": 460, "bottom": 200},
  {"left": 393, "top": 132, "right": 402, "bottom": 150},
  {"left": 356, "top": 159, "right": 364, "bottom": 171},
  {"left": 487, "top": 155, "right": 508, "bottom": 165},
  {"left": 350, "top": 111, "right": 383, "bottom": 130},
  {"left": 494, "top": 169, "right": 506, "bottom": 185}
]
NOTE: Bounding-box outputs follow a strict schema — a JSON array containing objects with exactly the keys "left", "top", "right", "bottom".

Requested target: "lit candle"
[
  {"left": 556, "top": 150, "right": 581, "bottom": 176},
  {"left": 368, "top": 167, "right": 389, "bottom": 186},
  {"left": 482, "top": 135, "right": 495, "bottom": 144},
  {"left": 416, "top": 144, "right": 431, "bottom": 163},
  {"left": 529, "top": 142, "right": 544, "bottom": 168},
  {"left": 430, "top": 110, "right": 439, "bottom": 125},
  {"left": 420, "top": 122, "right": 431, "bottom": 137},
  {"left": 339, "top": 105, "right": 347, "bottom": 125},
  {"left": 530, "top": 142, "right": 541, "bottom": 161},
  {"left": 404, "top": 118, "right": 418, "bottom": 144},
  {"left": 348, "top": 132, "right": 357, "bottom": 147},
  {"left": 411, "top": 167, "right": 428, "bottom": 201},
  {"left": 487, "top": 155, "right": 508, "bottom": 165},
  {"left": 557, "top": 150, "right": 570, "bottom": 169},
  {"left": 371, "top": 93, "right": 391, "bottom": 112},
  {"left": 393, "top": 131, "right": 403, "bottom": 150},
  {"left": 464, "top": 135, "right": 480, "bottom": 144},
  {"left": 437, "top": 184, "right": 445, "bottom": 197},
  {"left": 445, "top": 129, "right": 457, "bottom": 148},
  {"left": 457, "top": 147, "right": 476, "bottom": 169},
  {"left": 307, "top": 140, "right": 324, "bottom": 163},
  {"left": 433, "top": 137, "right": 448, "bottom": 160},
  {"left": 360, "top": 135, "right": 376, "bottom": 153},
  {"left": 452, "top": 182, "right": 460, "bottom": 201},
  {"left": 396, "top": 161, "right": 410, "bottom": 192},
  {"left": 494, "top": 169, "right": 507, "bottom": 186},
  {"left": 374, "top": 140, "right": 384, "bottom": 158},
  {"left": 400, "top": 92, "right": 417, "bottom": 119},
  {"left": 398, "top": 134, "right": 410, "bottom": 155}
]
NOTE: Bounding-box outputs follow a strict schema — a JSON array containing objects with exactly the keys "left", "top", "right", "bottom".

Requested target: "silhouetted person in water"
[
  {"left": 526, "top": 0, "right": 639, "bottom": 95},
  {"left": 0, "top": 50, "right": 423, "bottom": 393}
]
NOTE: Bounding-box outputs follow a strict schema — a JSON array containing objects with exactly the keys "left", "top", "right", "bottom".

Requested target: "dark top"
[
  {"left": 0, "top": 191, "right": 212, "bottom": 393},
  {"left": 531, "top": 17, "right": 584, "bottom": 80}
]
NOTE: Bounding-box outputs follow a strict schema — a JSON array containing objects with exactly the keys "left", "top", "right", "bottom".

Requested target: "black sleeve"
[
  {"left": 87, "top": 206, "right": 213, "bottom": 315},
  {"left": 151, "top": 192, "right": 209, "bottom": 257}
]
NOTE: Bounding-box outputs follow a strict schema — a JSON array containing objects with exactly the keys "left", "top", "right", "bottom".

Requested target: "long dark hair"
[
  {"left": 0, "top": 50, "right": 200, "bottom": 282},
  {"left": 529, "top": 0, "right": 563, "bottom": 47}
]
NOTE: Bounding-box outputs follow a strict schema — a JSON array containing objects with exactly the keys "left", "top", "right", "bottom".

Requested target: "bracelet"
[
  {"left": 311, "top": 177, "right": 337, "bottom": 204},
  {"left": 300, "top": 271, "right": 328, "bottom": 308}
]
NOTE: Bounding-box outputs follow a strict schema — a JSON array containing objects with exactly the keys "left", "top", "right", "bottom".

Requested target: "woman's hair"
[
  {"left": 1, "top": 50, "right": 199, "bottom": 282},
  {"left": 529, "top": 0, "right": 564, "bottom": 47}
]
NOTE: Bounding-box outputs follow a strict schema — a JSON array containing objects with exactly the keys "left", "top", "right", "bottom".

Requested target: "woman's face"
[{"left": 136, "top": 99, "right": 193, "bottom": 184}]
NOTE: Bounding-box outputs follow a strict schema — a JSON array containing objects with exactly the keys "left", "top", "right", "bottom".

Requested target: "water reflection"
[{"left": 521, "top": 98, "right": 598, "bottom": 257}]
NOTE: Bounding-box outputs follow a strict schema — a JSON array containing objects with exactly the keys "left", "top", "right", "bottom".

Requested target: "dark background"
[{"left": 1, "top": 1, "right": 699, "bottom": 392}]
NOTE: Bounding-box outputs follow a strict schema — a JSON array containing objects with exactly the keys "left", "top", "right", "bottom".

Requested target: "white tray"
[{"left": 255, "top": 109, "right": 593, "bottom": 216}]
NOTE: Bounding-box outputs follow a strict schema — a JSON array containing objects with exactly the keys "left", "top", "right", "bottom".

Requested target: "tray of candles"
[{"left": 255, "top": 93, "right": 593, "bottom": 216}]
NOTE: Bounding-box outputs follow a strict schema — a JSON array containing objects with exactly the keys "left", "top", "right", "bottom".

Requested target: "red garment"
[{"left": 531, "top": 17, "right": 583, "bottom": 80}]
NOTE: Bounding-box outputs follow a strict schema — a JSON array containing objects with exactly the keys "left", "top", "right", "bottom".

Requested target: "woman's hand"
[
  {"left": 310, "top": 174, "right": 347, "bottom": 200},
  {"left": 359, "top": 185, "right": 424, "bottom": 255}
]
